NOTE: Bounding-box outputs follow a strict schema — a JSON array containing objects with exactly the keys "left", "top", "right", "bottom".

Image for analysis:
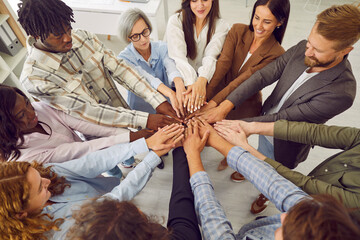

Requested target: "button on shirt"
[
  {"left": 20, "top": 29, "right": 166, "bottom": 129},
  {"left": 190, "top": 146, "right": 308, "bottom": 240}
]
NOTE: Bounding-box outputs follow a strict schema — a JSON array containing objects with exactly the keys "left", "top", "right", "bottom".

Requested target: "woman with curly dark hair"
[{"left": 0, "top": 84, "right": 155, "bottom": 176}]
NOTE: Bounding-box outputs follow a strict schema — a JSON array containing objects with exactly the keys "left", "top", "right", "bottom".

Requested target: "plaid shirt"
[
  {"left": 190, "top": 146, "right": 309, "bottom": 240},
  {"left": 20, "top": 29, "right": 166, "bottom": 129}
]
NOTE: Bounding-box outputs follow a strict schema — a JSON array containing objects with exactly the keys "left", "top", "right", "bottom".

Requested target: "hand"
[
  {"left": 215, "top": 120, "right": 252, "bottom": 137},
  {"left": 167, "top": 90, "right": 182, "bottom": 119},
  {"left": 174, "top": 77, "right": 186, "bottom": 118},
  {"left": 183, "top": 77, "right": 207, "bottom": 113},
  {"left": 214, "top": 124, "right": 248, "bottom": 147},
  {"left": 193, "top": 117, "right": 221, "bottom": 147},
  {"left": 183, "top": 120, "right": 209, "bottom": 158},
  {"left": 129, "top": 129, "right": 155, "bottom": 142},
  {"left": 146, "top": 124, "right": 184, "bottom": 156},
  {"left": 146, "top": 114, "right": 180, "bottom": 130},
  {"left": 196, "top": 100, "right": 233, "bottom": 124},
  {"left": 185, "top": 100, "right": 217, "bottom": 121},
  {"left": 155, "top": 101, "right": 182, "bottom": 123}
]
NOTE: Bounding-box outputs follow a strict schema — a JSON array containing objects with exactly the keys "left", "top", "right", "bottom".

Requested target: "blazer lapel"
[
  {"left": 282, "top": 55, "right": 349, "bottom": 109},
  {"left": 236, "top": 29, "right": 253, "bottom": 73},
  {"left": 240, "top": 34, "right": 278, "bottom": 74}
]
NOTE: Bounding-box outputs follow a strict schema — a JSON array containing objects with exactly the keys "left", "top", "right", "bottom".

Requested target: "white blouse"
[{"left": 165, "top": 12, "right": 230, "bottom": 86}]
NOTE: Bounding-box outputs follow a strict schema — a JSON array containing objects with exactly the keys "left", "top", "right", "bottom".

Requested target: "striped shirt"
[{"left": 20, "top": 29, "right": 166, "bottom": 129}]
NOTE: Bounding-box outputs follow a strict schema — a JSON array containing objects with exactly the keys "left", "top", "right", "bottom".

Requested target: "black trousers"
[{"left": 167, "top": 147, "right": 202, "bottom": 240}]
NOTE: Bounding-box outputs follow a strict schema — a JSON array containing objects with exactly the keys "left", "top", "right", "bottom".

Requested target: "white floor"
[{"left": 99, "top": 0, "right": 360, "bottom": 234}]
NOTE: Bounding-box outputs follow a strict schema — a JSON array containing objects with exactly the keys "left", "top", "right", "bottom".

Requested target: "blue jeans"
[
  {"left": 106, "top": 157, "right": 135, "bottom": 178},
  {"left": 257, "top": 135, "right": 275, "bottom": 160}
]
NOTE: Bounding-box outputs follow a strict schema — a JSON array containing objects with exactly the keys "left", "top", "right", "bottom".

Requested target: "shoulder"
[
  {"left": 118, "top": 44, "right": 134, "bottom": 58},
  {"left": 214, "top": 18, "right": 230, "bottom": 31},
  {"left": 229, "top": 23, "right": 249, "bottom": 36},
  {"left": 168, "top": 13, "right": 182, "bottom": 26}
]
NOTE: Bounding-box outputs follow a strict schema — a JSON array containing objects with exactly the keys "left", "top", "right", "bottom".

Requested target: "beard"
[{"left": 304, "top": 55, "right": 337, "bottom": 68}]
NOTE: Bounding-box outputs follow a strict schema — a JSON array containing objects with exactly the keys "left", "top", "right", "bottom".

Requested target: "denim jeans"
[{"left": 257, "top": 135, "right": 275, "bottom": 160}]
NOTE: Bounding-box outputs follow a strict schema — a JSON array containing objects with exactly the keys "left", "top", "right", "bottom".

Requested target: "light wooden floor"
[{"left": 98, "top": 0, "right": 360, "bottom": 234}]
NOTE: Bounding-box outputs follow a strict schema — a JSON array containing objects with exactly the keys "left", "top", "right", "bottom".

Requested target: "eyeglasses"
[{"left": 128, "top": 28, "right": 151, "bottom": 42}]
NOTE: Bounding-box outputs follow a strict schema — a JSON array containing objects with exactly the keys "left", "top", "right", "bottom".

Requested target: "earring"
[{"left": 277, "top": 26, "right": 280, "bottom": 29}]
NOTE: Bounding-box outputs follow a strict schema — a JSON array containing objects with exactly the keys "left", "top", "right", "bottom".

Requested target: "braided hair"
[{"left": 17, "top": 0, "right": 75, "bottom": 41}]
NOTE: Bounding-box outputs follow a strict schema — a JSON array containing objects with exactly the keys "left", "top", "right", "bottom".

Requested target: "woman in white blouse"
[{"left": 166, "top": 0, "right": 229, "bottom": 113}]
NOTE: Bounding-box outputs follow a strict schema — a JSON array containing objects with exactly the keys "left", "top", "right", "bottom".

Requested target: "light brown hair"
[
  {"left": 67, "top": 198, "right": 170, "bottom": 240},
  {"left": 0, "top": 161, "right": 69, "bottom": 240},
  {"left": 316, "top": 4, "right": 360, "bottom": 50},
  {"left": 283, "top": 194, "right": 360, "bottom": 240}
]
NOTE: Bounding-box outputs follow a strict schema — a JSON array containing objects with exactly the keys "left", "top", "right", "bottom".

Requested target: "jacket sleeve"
[
  {"left": 226, "top": 41, "right": 294, "bottom": 107},
  {"left": 264, "top": 157, "right": 360, "bottom": 210},
  {"left": 212, "top": 51, "right": 284, "bottom": 104},
  {"left": 274, "top": 120, "right": 360, "bottom": 150},
  {"left": 206, "top": 25, "right": 237, "bottom": 100}
]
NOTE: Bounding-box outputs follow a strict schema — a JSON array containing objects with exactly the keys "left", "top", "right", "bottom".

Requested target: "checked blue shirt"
[{"left": 190, "top": 146, "right": 309, "bottom": 240}]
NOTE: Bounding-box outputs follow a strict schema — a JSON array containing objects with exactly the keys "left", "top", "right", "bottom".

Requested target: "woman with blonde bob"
[{"left": 0, "top": 124, "right": 184, "bottom": 240}]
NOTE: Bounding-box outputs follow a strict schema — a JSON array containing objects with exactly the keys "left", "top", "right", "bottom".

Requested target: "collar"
[
  {"left": 26, "top": 30, "right": 82, "bottom": 71},
  {"left": 130, "top": 41, "right": 159, "bottom": 62}
]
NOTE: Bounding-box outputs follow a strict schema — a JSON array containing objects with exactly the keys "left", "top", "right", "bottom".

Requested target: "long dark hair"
[
  {"left": 0, "top": 85, "right": 29, "bottom": 161},
  {"left": 249, "top": 0, "right": 290, "bottom": 44},
  {"left": 176, "top": 0, "right": 220, "bottom": 60}
]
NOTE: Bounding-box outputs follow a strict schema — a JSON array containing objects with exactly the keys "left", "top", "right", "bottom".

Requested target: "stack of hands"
[
  {"left": 148, "top": 77, "right": 233, "bottom": 131},
  {"left": 143, "top": 117, "right": 259, "bottom": 174}
]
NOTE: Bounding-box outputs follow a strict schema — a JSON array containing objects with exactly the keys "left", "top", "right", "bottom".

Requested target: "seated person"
[
  {"left": 0, "top": 124, "right": 184, "bottom": 239},
  {"left": 183, "top": 118, "right": 360, "bottom": 239},
  {"left": 67, "top": 147, "right": 201, "bottom": 240},
  {"left": 118, "top": 8, "right": 185, "bottom": 118},
  {"left": 18, "top": 0, "right": 180, "bottom": 134},
  {"left": 0, "top": 85, "right": 152, "bottom": 175},
  {"left": 215, "top": 119, "right": 360, "bottom": 219}
]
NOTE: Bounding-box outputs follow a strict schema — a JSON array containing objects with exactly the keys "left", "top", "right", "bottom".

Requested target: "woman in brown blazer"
[{"left": 204, "top": 0, "right": 290, "bottom": 173}]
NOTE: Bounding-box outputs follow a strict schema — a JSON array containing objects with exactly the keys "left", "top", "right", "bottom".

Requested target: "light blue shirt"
[
  {"left": 190, "top": 146, "right": 309, "bottom": 240},
  {"left": 118, "top": 41, "right": 182, "bottom": 113},
  {"left": 42, "top": 138, "right": 161, "bottom": 239}
]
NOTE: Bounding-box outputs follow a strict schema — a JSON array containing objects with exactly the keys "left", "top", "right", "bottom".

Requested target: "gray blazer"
[{"left": 227, "top": 40, "right": 356, "bottom": 168}]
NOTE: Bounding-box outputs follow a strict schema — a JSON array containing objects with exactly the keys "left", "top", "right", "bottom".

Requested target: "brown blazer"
[{"left": 206, "top": 24, "right": 285, "bottom": 119}]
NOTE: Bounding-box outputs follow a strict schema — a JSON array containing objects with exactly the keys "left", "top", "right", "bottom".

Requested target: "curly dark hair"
[
  {"left": 68, "top": 198, "right": 171, "bottom": 240},
  {"left": 0, "top": 84, "right": 28, "bottom": 161},
  {"left": 17, "top": 0, "right": 75, "bottom": 41}
]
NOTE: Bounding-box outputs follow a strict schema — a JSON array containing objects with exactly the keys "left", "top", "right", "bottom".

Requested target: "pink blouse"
[{"left": 13, "top": 102, "right": 130, "bottom": 163}]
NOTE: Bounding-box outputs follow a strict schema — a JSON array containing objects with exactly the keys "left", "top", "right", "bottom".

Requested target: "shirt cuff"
[
  {"left": 134, "top": 111, "right": 150, "bottom": 129},
  {"left": 129, "top": 138, "right": 149, "bottom": 155},
  {"left": 142, "top": 151, "right": 162, "bottom": 169},
  {"left": 151, "top": 77, "right": 163, "bottom": 90},
  {"left": 190, "top": 171, "right": 213, "bottom": 192}
]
